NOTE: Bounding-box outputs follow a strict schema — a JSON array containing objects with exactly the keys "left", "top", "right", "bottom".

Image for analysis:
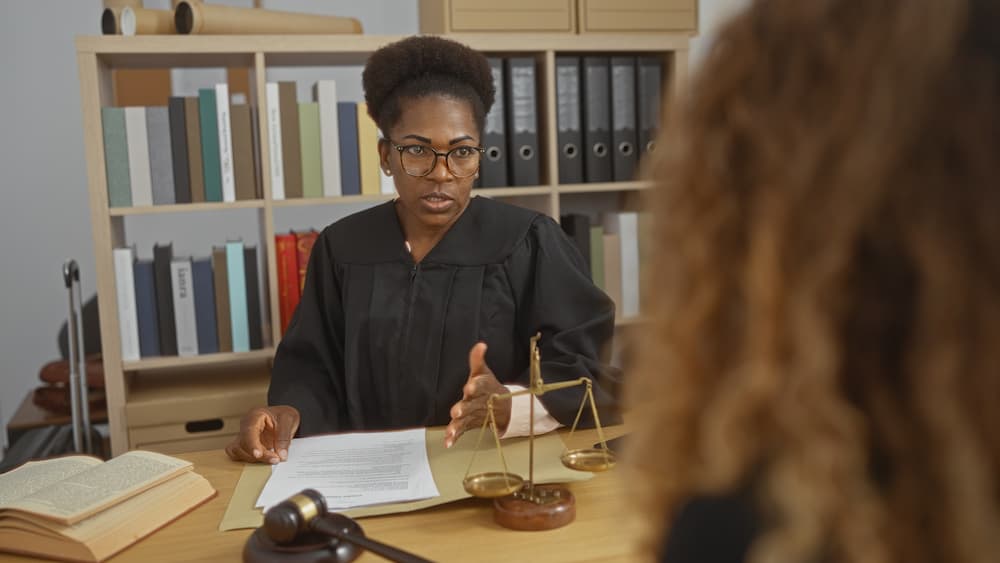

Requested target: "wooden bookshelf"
[{"left": 76, "top": 33, "right": 689, "bottom": 455}]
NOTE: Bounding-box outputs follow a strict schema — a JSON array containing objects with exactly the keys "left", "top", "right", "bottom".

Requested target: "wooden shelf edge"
[
  {"left": 474, "top": 186, "right": 552, "bottom": 197},
  {"left": 557, "top": 181, "right": 652, "bottom": 194},
  {"left": 615, "top": 315, "right": 650, "bottom": 327},
  {"left": 109, "top": 200, "right": 266, "bottom": 216},
  {"left": 122, "top": 348, "right": 275, "bottom": 371},
  {"left": 270, "top": 194, "right": 395, "bottom": 207}
]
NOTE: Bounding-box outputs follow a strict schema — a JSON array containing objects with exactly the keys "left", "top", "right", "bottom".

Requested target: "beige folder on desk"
[{"left": 220, "top": 427, "right": 591, "bottom": 531}]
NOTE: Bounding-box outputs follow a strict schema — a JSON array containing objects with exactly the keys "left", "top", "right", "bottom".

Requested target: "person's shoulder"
[
  {"left": 318, "top": 201, "right": 402, "bottom": 264},
  {"left": 441, "top": 197, "right": 544, "bottom": 264}
]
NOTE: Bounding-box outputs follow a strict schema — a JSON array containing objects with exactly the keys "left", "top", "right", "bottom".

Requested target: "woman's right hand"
[{"left": 224, "top": 405, "right": 301, "bottom": 464}]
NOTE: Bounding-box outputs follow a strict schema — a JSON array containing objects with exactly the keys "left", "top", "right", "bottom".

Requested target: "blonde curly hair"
[{"left": 626, "top": 0, "right": 1000, "bottom": 561}]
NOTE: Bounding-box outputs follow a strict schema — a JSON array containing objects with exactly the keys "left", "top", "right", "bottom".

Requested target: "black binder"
[
  {"left": 610, "top": 57, "right": 638, "bottom": 182},
  {"left": 479, "top": 58, "right": 508, "bottom": 188},
  {"left": 560, "top": 213, "right": 592, "bottom": 274},
  {"left": 555, "top": 57, "right": 584, "bottom": 185},
  {"left": 637, "top": 56, "right": 664, "bottom": 162},
  {"left": 582, "top": 57, "right": 612, "bottom": 183},
  {"left": 504, "top": 57, "right": 541, "bottom": 186}
]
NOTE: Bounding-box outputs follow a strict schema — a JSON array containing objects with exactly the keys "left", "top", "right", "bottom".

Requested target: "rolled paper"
[
  {"left": 101, "top": 7, "right": 121, "bottom": 35},
  {"left": 121, "top": 7, "right": 175, "bottom": 36},
  {"left": 174, "top": 1, "right": 363, "bottom": 35}
]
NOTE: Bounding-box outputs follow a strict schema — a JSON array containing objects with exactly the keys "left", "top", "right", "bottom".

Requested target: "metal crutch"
[{"left": 63, "top": 260, "right": 93, "bottom": 454}]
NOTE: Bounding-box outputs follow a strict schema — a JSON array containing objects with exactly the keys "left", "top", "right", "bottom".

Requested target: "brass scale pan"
[{"left": 463, "top": 448, "right": 616, "bottom": 498}]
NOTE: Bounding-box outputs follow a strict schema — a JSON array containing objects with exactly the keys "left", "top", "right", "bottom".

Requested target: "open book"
[{"left": 0, "top": 450, "right": 216, "bottom": 562}]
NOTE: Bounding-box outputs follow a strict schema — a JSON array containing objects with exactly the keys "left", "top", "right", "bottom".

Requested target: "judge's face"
[{"left": 379, "top": 95, "right": 479, "bottom": 232}]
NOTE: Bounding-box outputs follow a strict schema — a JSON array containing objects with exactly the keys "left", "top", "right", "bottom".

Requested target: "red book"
[
  {"left": 294, "top": 230, "right": 320, "bottom": 294},
  {"left": 275, "top": 233, "right": 300, "bottom": 335}
]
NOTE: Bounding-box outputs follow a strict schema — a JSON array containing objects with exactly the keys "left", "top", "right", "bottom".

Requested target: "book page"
[
  {"left": 0, "top": 456, "right": 102, "bottom": 507},
  {"left": 8, "top": 450, "right": 191, "bottom": 524}
]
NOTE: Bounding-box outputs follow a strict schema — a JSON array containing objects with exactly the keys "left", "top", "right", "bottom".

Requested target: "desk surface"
[{"left": 0, "top": 427, "right": 641, "bottom": 563}]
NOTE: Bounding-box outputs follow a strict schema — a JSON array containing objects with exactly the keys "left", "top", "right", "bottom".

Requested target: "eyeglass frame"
[{"left": 382, "top": 139, "right": 485, "bottom": 178}]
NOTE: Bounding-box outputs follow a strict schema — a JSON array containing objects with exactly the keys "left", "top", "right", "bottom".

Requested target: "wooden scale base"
[{"left": 493, "top": 484, "right": 576, "bottom": 531}]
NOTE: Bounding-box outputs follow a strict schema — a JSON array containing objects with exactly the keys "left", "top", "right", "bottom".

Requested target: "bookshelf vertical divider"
[{"left": 75, "top": 34, "right": 690, "bottom": 456}]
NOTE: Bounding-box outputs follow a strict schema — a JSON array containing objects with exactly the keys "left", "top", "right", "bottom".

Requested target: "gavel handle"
[{"left": 312, "top": 519, "right": 433, "bottom": 563}]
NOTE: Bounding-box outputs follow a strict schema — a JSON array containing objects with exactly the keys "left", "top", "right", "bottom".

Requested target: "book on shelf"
[
  {"left": 294, "top": 230, "right": 320, "bottom": 293},
  {"left": 244, "top": 245, "right": 264, "bottom": 350},
  {"left": 299, "top": 101, "right": 323, "bottom": 198},
  {"left": 265, "top": 82, "right": 286, "bottom": 200},
  {"left": 112, "top": 247, "right": 140, "bottom": 362},
  {"left": 215, "top": 83, "right": 236, "bottom": 203},
  {"left": 146, "top": 106, "right": 176, "bottom": 205},
  {"left": 183, "top": 96, "right": 206, "bottom": 203},
  {"left": 337, "top": 102, "right": 361, "bottom": 195},
  {"left": 124, "top": 106, "right": 153, "bottom": 206},
  {"left": 275, "top": 232, "right": 300, "bottom": 335},
  {"left": 212, "top": 245, "right": 233, "bottom": 353},
  {"left": 602, "top": 230, "right": 623, "bottom": 313},
  {"left": 278, "top": 81, "right": 303, "bottom": 199},
  {"left": 314, "top": 80, "right": 342, "bottom": 197},
  {"left": 133, "top": 259, "right": 160, "bottom": 358},
  {"left": 589, "top": 225, "right": 605, "bottom": 290},
  {"left": 191, "top": 257, "right": 219, "bottom": 355},
  {"left": 101, "top": 107, "right": 131, "bottom": 208},
  {"left": 231, "top": 103, "right": 258, "bottom": 201},
  {"left": 198, "top": 88, "right": 223, "bottom": 202},
  {"left": 0, "top": 450, "right": 215, "bottom": 563},
  {"left": 167, "top": 97, "right": 192, "bottom": 204},
  {"left": 152, "top": 243, "right": 178, "bottom": 356},
  {"left": 357, "top": 102, "right": 381, "bottom": 196},
  {"left": 170, "top": 257, "right": 198, "bottom": 357},
  {"left": 226, "top": 240, "right": 250, "bottom": 353}
]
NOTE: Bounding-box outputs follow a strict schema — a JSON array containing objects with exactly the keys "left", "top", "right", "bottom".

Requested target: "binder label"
[
  {"left": 510, "top": 65, "right": 537, "bottom": 134},
  {"left": 557, "top": 66, "right": 580, "bottom": 132}
]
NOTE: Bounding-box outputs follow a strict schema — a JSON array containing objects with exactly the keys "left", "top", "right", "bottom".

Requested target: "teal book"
[
  {"left": 298, "top": 102, "right": 323, "bottom": 198},
  {"left": 101, "top": 107, "right": 132, "bottom": 207},
  {"left": 198, "top": 88, "right": 223, "bottom": 202},
  {"left": 225, "top": 240, "right": 250, "bottom": 352}
]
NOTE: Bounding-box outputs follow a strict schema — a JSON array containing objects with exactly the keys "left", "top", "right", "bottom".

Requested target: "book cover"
[
  {"left": 0, "top": 451, "right": 215, "bottom": 563},
  {"left": 230, "top": 103, "right": 257, "bottom": 201},
  {"left": 170, "top": 258, "right": 198, "bottom": 356},
  {"left": 294, "top": 230, "right": 319, "bottom": 293},
  {"left": 298, "top": 102, "right": 323, "bottom": 198},
  {"left": 198, "top": 88, "right": 222, "bottom": 202},
  {"left": 589, "top": 225, "right": 605, "bottom": 290},
  {"left": 226, "top": 241, "right": 250, "bottom": 353},
  {"left": 275, "top": 233, "right": 300, "bottom": 335},
  {"left": 152, "top": 243, "right": 178, "bottom": 356},
  {"left": 356, "top": 102, "right": 381, "bottom": 196},
  {"left": 191, "top": 257, "right": 219, "bottom": 355},
  {"left": 146, "top": 106, "right": 176, "bottom": 206},
  {"left": 167, "top": 97, "right": 192, "bottom": 204},
  {"left": 243, "top": 245, "right": 263, "bottom": 350},
  {"left": 265, "top": 82, "right": 285, "bottom": 199},
  {"left": 101, "top": 107, "right": 131, "bottom": 208},
  {"left": 278, "top": 81, "right": 303, "bottom": 198},
  {"left": 336, "top": 102, "right": 361, "bottom": 195},
  {"left": 215, "top": 83, "right": 236, "bottom": 202},
  {"left": 183, "top": 96, "right": 206, "bottom": 203},
  {"left": 124, "top": 106, "right": 153, "bottom": 207},
  {"left": 314, "top": 80, "right": 341, "bottom": 197},
  {"left": 133, "top": 259, "right": 160, "bottom": 357},
  {"left": 605, "top": 212, "right": 640, "bottom": 317},
  {"left": 211, "top": 246, "right": 232, "bottom": 353},
  {"left": 112, "top": 247, "right": 140, "bottom": 362}
]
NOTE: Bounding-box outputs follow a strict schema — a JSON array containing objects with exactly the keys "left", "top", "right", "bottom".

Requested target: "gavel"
[{"left": 264, "top": 489, "right": 433, "bottom": 563}]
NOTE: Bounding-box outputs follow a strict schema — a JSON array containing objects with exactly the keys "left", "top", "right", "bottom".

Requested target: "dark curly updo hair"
[{"left": 362, "top": 36, "right": 495, "bottom": 136}]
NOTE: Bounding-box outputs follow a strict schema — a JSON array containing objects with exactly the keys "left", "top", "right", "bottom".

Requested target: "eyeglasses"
[{"left": 386, "top": 140, "right": 485, "bottom": 178}]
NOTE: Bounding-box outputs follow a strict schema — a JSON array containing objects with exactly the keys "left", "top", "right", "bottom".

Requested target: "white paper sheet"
[{"left": 255, "top": 428, "right": 439, "bottom": 511}]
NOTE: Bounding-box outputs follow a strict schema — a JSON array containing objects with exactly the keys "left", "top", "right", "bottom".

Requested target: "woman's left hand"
[{"left": 445, "top": 342, "right": 511, "bottom": 448}]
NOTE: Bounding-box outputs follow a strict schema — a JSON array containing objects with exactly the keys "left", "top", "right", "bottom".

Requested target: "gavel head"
[{"left": 263, "top": 489, "right": 329, "bottom": 545}]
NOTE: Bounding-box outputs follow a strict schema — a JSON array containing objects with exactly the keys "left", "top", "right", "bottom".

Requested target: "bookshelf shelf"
[
  {"left": 121, "top": 348, "right": 276, "bottom": 372},
  {"left": 77, "top": 33, "right": 688, "bottom": 456},
  {"left": 109, "top": 200, "right": 267, "bottom": 216}
]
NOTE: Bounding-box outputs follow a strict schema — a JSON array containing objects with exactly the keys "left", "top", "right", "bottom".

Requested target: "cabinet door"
[
  {"left": 450, "top": 0, "right": 575, "bottom": 32},
  {"left": 580, "top": 0, "right": 697, "bottom": 33}
]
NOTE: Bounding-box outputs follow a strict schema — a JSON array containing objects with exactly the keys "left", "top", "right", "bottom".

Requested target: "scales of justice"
[{"left": 461, "top": 333, "right": 616, "bottom": 530}]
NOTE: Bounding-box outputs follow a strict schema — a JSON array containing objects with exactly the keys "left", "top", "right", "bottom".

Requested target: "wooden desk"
[{"left": 0, "top": 428, "right": 639, "bottom": 563}]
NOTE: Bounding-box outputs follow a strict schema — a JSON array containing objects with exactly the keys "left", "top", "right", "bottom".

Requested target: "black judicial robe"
[{"left": 269, "top": 196, "right": 620, "bottom": 436}]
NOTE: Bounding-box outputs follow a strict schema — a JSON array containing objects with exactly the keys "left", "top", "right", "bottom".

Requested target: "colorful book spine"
[
  {"left": 265, "top": 82, "right": 285, "bottom": 200},
  {"left": 112, "top": 247, "right": 140, "bottom": 362},
  {"left": 124, "top": 106, "right": 153, "bottom": 207},
  {"left": 294, "top": 230, "right": 319, "bottom": 293},
  {"left": 133, "top": 259, "right": 160, "bottom": 357},
  {"left": 278, "top": 81, "right": 303, "bottom": 198},
  {"left": 356, "top": 103, "right": 381, "bottom": 196},
  {"left": 337, "top": 102, "right": 360, "bottom": 195},
  {"left": 314, "top": 80, "right": 341, "bottom": 197},
  {"left": 211, "top": 246, "right": 232, "bottom": 352},
  {"left": 101, "top": 107, "right": 132, "bottom": 208},
  {"left": 146, "top": 106, "right": 176, "bottom": 206},
  {"left": 198, "top": 88, "right": 223, "bottom": 202},
  {"left": 215, "top": 83, "right": 236, "bottom": 202},
  {"left": 226, "top": 241, "right": 250, "bottom": 352},
  {"left": 231, "top": 104, "right": 257, "bottom": 201},
  {"left": 191, "top": 257, "right": 219, "bottom": 355},
  {"left": 298, "top": 102, "right": 323, "bottom": 198},
  {"left": 275, "top": 233, "right": 300, "bottom": 335},
  {"left": 170, "top": 257, "right": 198, "bottom": 356}
]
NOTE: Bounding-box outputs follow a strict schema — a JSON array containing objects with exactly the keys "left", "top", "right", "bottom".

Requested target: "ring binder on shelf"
[
  {"left": 582, "top": 56, "right": 612, "bottom": 183},
  {"left": 505, "top": 57, "right": 541, "bottom": 186},
  {"left": 479, "top": 57, "right": 508, "bottom": 188},
  {"left": 610, "top": 57, "right": 638, "bottom": 182},
  {"left": 556, "top": 57, "right": 584, "bottom": 185}
]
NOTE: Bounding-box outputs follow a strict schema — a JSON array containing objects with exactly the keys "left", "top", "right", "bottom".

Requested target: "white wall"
[{"left": 0, "top": 0, "right": 747, "bottom": 452}]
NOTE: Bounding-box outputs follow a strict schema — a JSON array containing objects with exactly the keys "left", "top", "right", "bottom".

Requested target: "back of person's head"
[{"left": 628, "top": 0, "right": 1000, "bottom": 562}]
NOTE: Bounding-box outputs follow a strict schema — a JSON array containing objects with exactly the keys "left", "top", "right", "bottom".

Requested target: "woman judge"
[{"left": 226, "top": 36, "right": 618, "bottom": 464}]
